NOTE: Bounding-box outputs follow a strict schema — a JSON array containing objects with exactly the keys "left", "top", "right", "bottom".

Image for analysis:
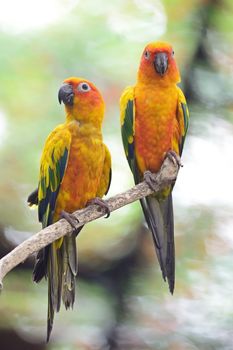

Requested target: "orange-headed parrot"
[
  {"left": 120, "top": 42, "right": 189, "bottom": 293},
  {"left": 28, "top": 77, "right": 111, "bottom": 340}
]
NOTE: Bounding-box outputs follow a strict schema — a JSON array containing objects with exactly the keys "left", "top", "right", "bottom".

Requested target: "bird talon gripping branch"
[
  {"left": 87, "top": 197, "right": 111, "bottom": 218},
  {"left": 143, "top": 170, "right": 158, "bottom": 192},
  {"left": 166, "top": 150, "right": 183, "bottom": 167},
  {"left": 60, "top": 210, "right": 80, "bottom": 234}
]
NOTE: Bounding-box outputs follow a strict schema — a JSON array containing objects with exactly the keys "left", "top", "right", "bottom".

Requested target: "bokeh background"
[{"left": 0, "top": 0, "right": 233, "bottom": 349}]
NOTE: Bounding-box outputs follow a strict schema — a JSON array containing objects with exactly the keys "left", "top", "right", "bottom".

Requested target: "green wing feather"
[
  {"left": 28, "top": 126, "right": 80, "bottom": 341},
  {"left": 120, "top": 86, "right": 138, "bottom": 177},
  {"left": 176, "top": 87, "right": 189, "bottom": 156},
  {"left": 33, "top": 126, "right": 71, "bottom": 283},
  {"left": 38, "top": 147, "right": 69, "bottom": 228}
]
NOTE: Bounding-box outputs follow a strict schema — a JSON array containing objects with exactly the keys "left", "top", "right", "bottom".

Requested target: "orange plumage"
[{"left": 120, "top": 41, "right": 189, "bottom": 293}]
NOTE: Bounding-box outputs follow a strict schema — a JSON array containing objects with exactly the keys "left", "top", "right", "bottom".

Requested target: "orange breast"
[
  {"left": 135, "top": 84, "right": 178, "bottom": 174},
  {"left": 53, "top": 124, "right": 105, "bottom": 221}
]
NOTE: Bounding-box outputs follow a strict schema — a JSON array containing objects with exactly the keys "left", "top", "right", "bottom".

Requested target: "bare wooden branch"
[{"left": 0, "top": 157, "right": 179, "bottom": 289}]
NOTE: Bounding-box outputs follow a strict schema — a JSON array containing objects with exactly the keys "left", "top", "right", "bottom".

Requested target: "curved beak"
[
  {"left": 154, "top": 52, "right": 168, "bottom": 76},
  {"left": 58, "top": 84, "right": 74, "bottom": 106}
]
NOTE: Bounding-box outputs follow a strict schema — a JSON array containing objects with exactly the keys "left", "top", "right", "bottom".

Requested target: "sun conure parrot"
[
  {"left": 27, "top": 77, "right": 111, "bottom": 341},
  {"left": 120, "top": 42, "right": 189, "bottom": 293}
]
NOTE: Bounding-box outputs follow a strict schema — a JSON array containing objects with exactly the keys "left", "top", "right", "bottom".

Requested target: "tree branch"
[{"left": 0, "top": 157, "right": 179, "bottom": 289}]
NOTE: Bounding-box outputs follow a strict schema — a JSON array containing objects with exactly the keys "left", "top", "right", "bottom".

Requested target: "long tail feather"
[
  {"left": 47, "top": 243, "right": 62, "bottom": 342},
  {"left": 47, "top": 274, "right": 54, "bottom": 342},
  {"left": 140, "top": 193, "right": 175, "bottom": 293},
  {"left": 33, "top": 226, "right": 83, "bottom": 342},
  {"left": 33, "top": 247, "right": 49, "bottom": 283},
  {"left": 160, "top": 194, "right": 175, "bottom": 293},
  {"left": 61, "top": 234, "right": 78, "bottom": 309},
  {"left": 139, "top": 198, "right": 165, "bottom": 278}
]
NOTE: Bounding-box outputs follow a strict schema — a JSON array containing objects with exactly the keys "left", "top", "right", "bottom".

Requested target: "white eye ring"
[
  {"left": 77, "top": 82, "right": 91, "bottom": 92},
  {"left": 144, "top": 50, "right": 150, "bottom": 60},
  {"left": 172, "top": 50, "right": 175, "bottom": 57}
]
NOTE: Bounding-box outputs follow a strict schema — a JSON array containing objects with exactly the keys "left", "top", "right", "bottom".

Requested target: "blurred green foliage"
[{"left": 0, "top": 0, "right": 233, "bottom": 349}]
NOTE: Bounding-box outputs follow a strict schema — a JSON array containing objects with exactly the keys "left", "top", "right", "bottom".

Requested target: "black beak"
[
  {"left": 154, "top": 52, "right": 168, "bottom": 76},
  {"left": 58, "top": 84, "right": 74, "bottom": 106}
]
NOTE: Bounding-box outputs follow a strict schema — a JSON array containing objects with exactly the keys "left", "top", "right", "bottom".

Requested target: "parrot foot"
[
  {"left": 87, "top": 197, "right": 111, "bottom": 218},
  {"left": 60, "top": 210, "right": 80, "bottom": 235},
  {"left": 166, "top": 150, "right": 183, "bottom": 167},
  {"left": 143, "top": 170, "right": 158, "bottom": 192}
]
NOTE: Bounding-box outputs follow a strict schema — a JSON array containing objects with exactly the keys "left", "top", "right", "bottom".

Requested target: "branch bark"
[{"left": 0, "top": 157, "right": 179, "bottom": 289}]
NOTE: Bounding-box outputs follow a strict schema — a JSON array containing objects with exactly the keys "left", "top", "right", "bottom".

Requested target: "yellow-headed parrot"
[
  {"left": 120, "top": 42, "right": 189, "bottom": 293},
  {"left": 28, "top": 77, "right": 111, "bottom": 340}
]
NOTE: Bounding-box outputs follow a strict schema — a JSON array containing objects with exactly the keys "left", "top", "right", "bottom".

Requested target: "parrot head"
[
  {"left": 138, "top": 41, "right": 180, "bottom": 85},
  {"left": 58, "top": 77, "right": 105, "bottom": 126}
]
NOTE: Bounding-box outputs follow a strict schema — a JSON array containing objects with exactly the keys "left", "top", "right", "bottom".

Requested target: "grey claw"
[
  {"left": 87, "top": 197, "right": 110, "bottom": 218},
  {"left": 60, "top": 210, "right": 80, "bottom": 235},
  {"left": 143, "top": 170, "right": 158, "bottom": 192},
  {"left": 166, "top": 150, "right": 183, "bottom": 167}
]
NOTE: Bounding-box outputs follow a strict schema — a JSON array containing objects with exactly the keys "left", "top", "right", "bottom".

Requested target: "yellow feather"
[
  {"left": 96, "top": 144, "right": 111, "bottom": 197},
  {"left": 176, "top": 86, "right": 189, "bottom": 137},
  {"left": 119, "top": 86, "right": 135, "bottom": 126}
]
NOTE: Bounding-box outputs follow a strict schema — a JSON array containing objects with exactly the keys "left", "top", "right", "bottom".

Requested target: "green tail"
[
  {"left": 140, "top": 193, "right": 175, "bottom": 293},
  {"left": 33, "top": 232, "right": 80, "bottom": 342}
]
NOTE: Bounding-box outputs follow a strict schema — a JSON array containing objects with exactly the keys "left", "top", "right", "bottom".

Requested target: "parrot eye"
[
  {"left": 172, "top": 50, "right": 175, "bottom": 57},
  {"left": 78, "top": 82, "right": 91, "bottom": 92},
  {"left": 144, "top": 50, "right": 150, "bottom": 60}
]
